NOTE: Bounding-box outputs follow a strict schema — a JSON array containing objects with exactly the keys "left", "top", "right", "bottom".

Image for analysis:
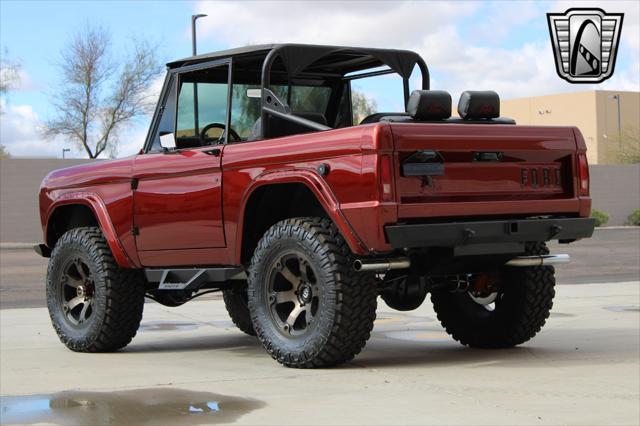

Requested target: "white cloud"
[
  {"left": 194, "top": 1, "right": 478, "bottom": 48},
  {"left": 0, "top": 99, "right": 69, "bottom": 157},
  {"left": 192, "top": 0, "right": 639, "bottom": 100},
  {"left": 0, "top": 97, "right": 154, "bottom": 159},
  {"left": 0, "top": 72, "right": 165, "bottom": 159},
  {"left": 467, "top": 1, "right": 544, "bottom": 42}
]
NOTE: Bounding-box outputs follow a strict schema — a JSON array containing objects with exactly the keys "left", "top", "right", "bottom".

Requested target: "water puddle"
[
  {"left": 0, "top": 388, "right": 264, "bottom": 425},
  {"left": 138, "top": 321, "right": 201, "bottom": 332},
  {"left": 602, "top": 305, "right": 640, "bottom": 313}
]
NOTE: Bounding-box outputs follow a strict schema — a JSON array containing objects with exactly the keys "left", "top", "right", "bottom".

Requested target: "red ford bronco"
[{"left": 36, "top": 44, "right": 595, "bottom": 368}]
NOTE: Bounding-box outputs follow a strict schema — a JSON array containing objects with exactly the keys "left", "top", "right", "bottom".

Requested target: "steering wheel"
[{"left": 199, "top": 123, "right": 241, "bottom": 144}]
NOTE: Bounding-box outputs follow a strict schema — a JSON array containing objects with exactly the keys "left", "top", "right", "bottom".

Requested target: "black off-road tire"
[
  {"left": 46, "top": 227, "right": 145, "bottom": 352},
  {"left": 223, "top": 284, "right": 256, "bottom": 336},
  {"left": 247, "top": 217, "right": 378, "bottom": 368},
  {"left": 431, "top": 242, "right": 556, "bottom": 348}
]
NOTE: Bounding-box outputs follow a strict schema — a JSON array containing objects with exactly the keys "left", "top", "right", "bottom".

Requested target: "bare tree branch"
[
  {"left": 1, "top": 48, "right": 21, "bottom": 117},
  {"left": 43, "top": 26, "right": 162, "bottom": 158}
]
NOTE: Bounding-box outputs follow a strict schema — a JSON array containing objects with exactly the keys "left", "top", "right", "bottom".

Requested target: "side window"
[
  {"left": 175, "top": 64, "right": 229, "bottom": 149},
  {"left": 350, "top": 73, "right": 404, "bottom": 124},
  {"left": 148, "top": 75, "right": 177, "bottom": 153}
]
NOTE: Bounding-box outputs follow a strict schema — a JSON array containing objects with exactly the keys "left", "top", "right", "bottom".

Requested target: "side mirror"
[{"left": 159, "top": 131, "right": 176, "bottom": 150}]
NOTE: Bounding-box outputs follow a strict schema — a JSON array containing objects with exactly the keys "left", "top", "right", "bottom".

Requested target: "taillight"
[
  {"left": 379, "top": 154, "right": 394, "bottom": 202},
  {"left": 577, "top": 153, "right": 589, "bottom": 196}
]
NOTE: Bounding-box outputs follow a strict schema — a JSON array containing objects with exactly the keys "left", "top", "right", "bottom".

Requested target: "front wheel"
[
  {"left": 46, "top": 227, "right": 145, "bottom": 352},
  {"left": 431, "top": 242, "right": 556, "bottom": 348},
  {"left": 247, "top": 218, "right": 378, "bottom": 368}
]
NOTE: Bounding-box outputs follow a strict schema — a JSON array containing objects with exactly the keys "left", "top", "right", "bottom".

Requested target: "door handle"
[{"left": 203, "top": 148, "right": 221, "bottom": 156}]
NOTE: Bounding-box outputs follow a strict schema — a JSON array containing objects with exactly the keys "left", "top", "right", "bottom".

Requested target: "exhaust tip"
[{"left": 353, "top": 259, "right": 364, "bottom": 272}]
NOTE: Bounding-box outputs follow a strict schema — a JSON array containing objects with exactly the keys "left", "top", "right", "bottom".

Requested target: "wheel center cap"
[
  {"left": 76, "top": 286, "right": 85, "bottom": 298},
  {"left": 300, "top": 285, "right": 312, "bottom": 303}
]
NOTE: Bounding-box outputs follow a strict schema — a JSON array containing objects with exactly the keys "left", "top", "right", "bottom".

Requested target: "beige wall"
[
  {"left": 502, "top": 90, "right": 640, "bottom": 165},
  {"left": 0, "top": 158, "right": 94, "bottom": 243}
]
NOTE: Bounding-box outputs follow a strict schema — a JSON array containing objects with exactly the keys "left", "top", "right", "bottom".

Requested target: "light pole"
[
  {"left": 192, "top": 14, "right": 207, "bottom": 56},
  {"left": 62, "top": 148, "right": 70, "bottom": 159},
  {"left": 191, "top": 14, "right": 207, "bottom": 135},
  {"left": 608, "top": 94, "right": 622, "bottom": 148}
]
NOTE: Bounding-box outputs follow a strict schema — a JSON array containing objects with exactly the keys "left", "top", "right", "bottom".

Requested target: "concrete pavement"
[{"left": 1, "top": 281, "right": 638, "bottom": 425}]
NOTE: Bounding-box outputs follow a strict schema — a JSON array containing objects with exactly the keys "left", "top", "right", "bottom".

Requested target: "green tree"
[{"left": 352, "top": 90, "right": 377, "bottom": 124}]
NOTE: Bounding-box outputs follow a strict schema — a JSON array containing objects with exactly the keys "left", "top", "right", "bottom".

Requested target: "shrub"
[
  {"left": 626, "top": 209, "right": 640, "bottom": 226},
  {"left": 590, "top": 209, "right": 609, "bottom": 227}
]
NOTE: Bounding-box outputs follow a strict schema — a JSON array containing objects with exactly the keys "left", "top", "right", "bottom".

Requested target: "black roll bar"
[{"left": 259, "top": 45, "right": 431, "bottom": 139}]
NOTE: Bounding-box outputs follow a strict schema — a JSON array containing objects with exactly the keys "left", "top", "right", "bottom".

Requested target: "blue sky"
[{"left": 1, "top": 0, "right": 638, "bottom": 158}]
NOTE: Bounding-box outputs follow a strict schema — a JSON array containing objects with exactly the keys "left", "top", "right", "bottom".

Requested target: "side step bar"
[{"left": 145, "top": 267, "right": 246, "bottom": 291}]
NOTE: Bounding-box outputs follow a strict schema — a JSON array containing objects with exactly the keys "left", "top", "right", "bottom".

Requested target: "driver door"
[{"left": 132, "top": 62, "right": 229, "bottom": 252}]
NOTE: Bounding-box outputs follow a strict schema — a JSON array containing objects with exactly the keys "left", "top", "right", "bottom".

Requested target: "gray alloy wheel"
[
  {"left": 247, "top": 217, "right": 378, "bottom": 368},
  {"left": 264, "top": 251, "right": 323, "bottom": 337}
]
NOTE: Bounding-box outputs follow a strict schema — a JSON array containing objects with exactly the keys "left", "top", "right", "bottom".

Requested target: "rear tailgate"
[{"left": 389, "top": 123, "right": 581, "bottom": 219}]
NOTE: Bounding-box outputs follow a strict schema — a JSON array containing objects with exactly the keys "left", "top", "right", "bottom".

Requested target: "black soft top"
[{"left": 167, "top": 43, "right": 426, "bottom": 81}]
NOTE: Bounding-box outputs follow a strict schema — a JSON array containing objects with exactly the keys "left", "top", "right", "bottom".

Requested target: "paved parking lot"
[
  {"left": 0, "top": 228, "right": 638, "bottom": 425},
  {"left": 1, "top": 281, "right": 638, "bottom": 425}
]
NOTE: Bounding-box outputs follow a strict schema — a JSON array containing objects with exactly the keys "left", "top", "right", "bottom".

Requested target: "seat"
[
  {"left": 360, "top": 112, "right": 409, "bottom": 124},
  {"left": 249, "top": 112, "right": 328, "bottom": 140}
]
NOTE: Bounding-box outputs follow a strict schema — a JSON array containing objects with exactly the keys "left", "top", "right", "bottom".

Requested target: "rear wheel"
[
  {"left": 46, "top": 227, "right": 145, "bottom": 352},
  {"left": 223, "top": 284, "right": 255, "bottom": 336},
  {"left": 431, "top": 242, "right": 556, "bottom": 348},
  {"left": 248, "top": 217, "right": 378, "bottom": 368}
]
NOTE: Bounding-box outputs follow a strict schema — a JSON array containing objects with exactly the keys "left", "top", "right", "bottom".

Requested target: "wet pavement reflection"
[{"left": 0, "top": 388, "right": 265, "bottom": 425}]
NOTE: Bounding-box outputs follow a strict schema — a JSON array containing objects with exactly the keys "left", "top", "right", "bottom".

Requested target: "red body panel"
[
  {"left": 39, "top": 157, "right": 139, "bottom": 268},
  {"left": 133, "top": 147, "right": 225, "bottom": 251},
  {"left": 38, "top": 123, "right": 591, "bottom": 268}
]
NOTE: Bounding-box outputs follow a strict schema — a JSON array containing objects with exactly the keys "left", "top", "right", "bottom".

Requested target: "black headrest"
[
  {"left": 457, "top": 91, "right": 500, "bottom": 120},
  {"left": 406, "top": 90, "right": 452, "bottom": 120}
]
